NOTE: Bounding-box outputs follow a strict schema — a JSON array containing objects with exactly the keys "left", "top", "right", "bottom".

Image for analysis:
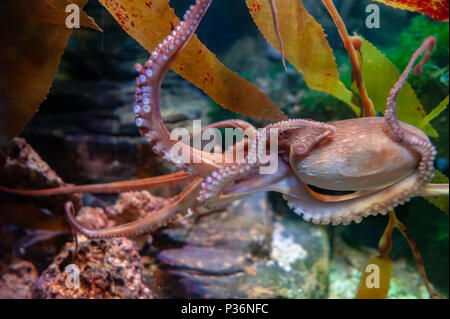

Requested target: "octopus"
[{"left": 1, "top": 0, "right": 448, "bottom": 240}]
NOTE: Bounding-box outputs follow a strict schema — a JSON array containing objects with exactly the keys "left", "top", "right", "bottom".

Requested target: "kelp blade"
[
  {"left": 0, "top": 0, "right": 97, "bottom": 146},
  {"left": 246, "top": 0, "right": 360, "bottom": 116},
  {"left": 372, "top": 0, "right": 449, "bottom": 22},
  {"left": 419, "top": 95, "right": 449, "bottom": 129},
  {"left": 356, "top": 254, "right": 393, "bottom": 299},
  {"left": 99, "top": 0, "right": 286, "bottom": 121}
]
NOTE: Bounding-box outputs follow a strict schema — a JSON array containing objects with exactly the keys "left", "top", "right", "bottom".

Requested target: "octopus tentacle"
[
  {"left": 197, "top": 119, "right": 335, "bottom": 204},
  {"left": 267, "top": 119, "right": 335, "bottom": 155},
  {"left": 419, "top": 183, "right": 449, "bottom": 197},
  {"left": 193, "top": 119, "right": 257, "bottom": 168},
  {"left": 190, "top": 119, "right": 256, "bottom": 149},
  {"left": 203, "top": 164, "right": 292, "bottom": 211},
  {"left": 194, "top": 119, "right": 257, "bottom": 135},
  {"left": 65, "top": 178, "right": 203, "bottom": 238},
  {"left": 413, "top": 37, "right": 436, "bottom": 76},
  {"left": 197, "top": 126, "right": 260, "bottom": 204},
  {"left": 284, "top": 169, "right": 425, "bottom": 225},
  {"left": 265, "top": 119, "right": 335, "bottom": 132},
  {"left": 385, "top": 36, "right": 437, "bottom": 190},
  {"left": 0, "top": 171, "right": 192, "bottom": 196},
  {"left": 133, "top": 0, "right": 221, "bottom": 177}
]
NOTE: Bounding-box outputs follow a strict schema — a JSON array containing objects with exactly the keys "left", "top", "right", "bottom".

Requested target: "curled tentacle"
[
  {"left": 65, "top": 179, "right": 203, "bottom": 239},
  {"left": 190, "top": 119, "right": 257, "bottom": 143},
  {"left": 270, "top": 119, "right": 336, "bottom": 158},
  {"left": 413, "top": 37, "right": 436, "bottom": 76},
  {"left": 384, "top": 36, "right": 437, "bottom": 192},
  {"left": 190, "top": 120, "right": 257, "bottom": 167},
  {"left": 65, "top": 202, "right": 79, "bottom": 260},
  {"left": 265, "top": 119, "right": 335, "bottom": 141},
  {"left": 133, "top": 0, "right": 222, "bottom": 177}
]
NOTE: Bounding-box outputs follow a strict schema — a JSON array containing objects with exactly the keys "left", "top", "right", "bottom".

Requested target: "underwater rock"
[
  {"left": 77, "top": 190, "right": 169, "bottom": 228},
  {"left": 106, "top": 190, "right": 168, "bottom": 225},
  {"left": 148, "top": 193, "right": 329, "bottom": 298},
  {"left": 0, "top": 138, "right": 81, "bottom": 230},
  {"left": 0, "top": 261, "right": 38, "bottom": 299},
  {"left": 1, "top": 138, "right": 69, "bottom": 189},
  {"left": 16, "top": 230, "right": 69, "bottom": 273},
  {"left": 0, "top": 227, "right": 43, "bottom": 299},
  {"left": 33, "top": 238, "right": 152, "bottom": 299},
  {"left": 76, "top": 206, "right": 110, "bottom": 230},
  {"left": 75, "top": 190, "right": 170, "bottom": 249}
]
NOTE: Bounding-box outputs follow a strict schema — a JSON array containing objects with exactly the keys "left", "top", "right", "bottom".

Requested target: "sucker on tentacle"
[
  {"left": 62, "top": 0, "right": 216, "bottom": 239},
  {"left": 196, "top": 126, "right": 260, "bottom": 205},
  {"left": 133, "top": 0, "right": 221, "bottom": 177}
]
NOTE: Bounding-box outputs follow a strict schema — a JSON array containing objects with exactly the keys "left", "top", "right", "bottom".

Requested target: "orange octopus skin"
[{"left": 289, "top": 117, "right": 424, "bottom": 191}]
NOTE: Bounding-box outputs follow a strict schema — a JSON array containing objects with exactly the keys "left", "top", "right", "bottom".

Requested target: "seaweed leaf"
[
  {"left": 356, "top": 210, "right": 396, "bottom": 299},
  {"left": 0, "top": 0, "right": 99, "bottom": 146},
  {"left": 372, "top": 0, "right": 449, "bottom": 22},
  {"left": 355, "top": 254, "right": 393, "bottom": 299},
  {"left": 98, "top": 0, "right": 286, "bottom": 121},
  {"left": 357, "top": 36, "right": 438, "bottom": 137},
  {"left": 3, "top": 0, "right": 101, "bottom": 30},
  {"left": 246, "top": 0, "right": 360, "bottom": 116},
  {"left": 419, "top": 95, "right": 449, "bottom": 129}
]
